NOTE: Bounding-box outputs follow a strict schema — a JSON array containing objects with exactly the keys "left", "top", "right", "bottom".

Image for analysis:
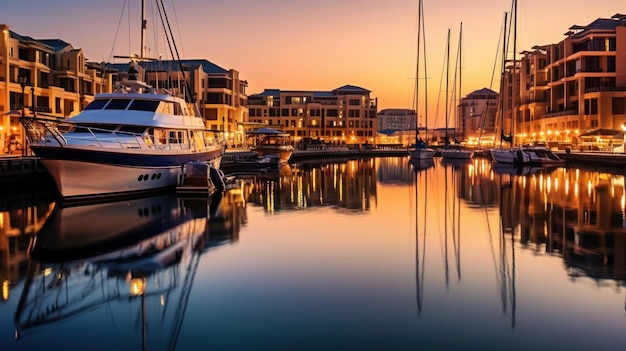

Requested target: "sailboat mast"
[
  {"left": 422, "top": 0, "right": 429, "bottom": 143},
  {"left": 499, "top": 12, "right": 508, "bottom": 148},
  {"left": 445, "top": 29, "right": 450, "bottom": 143},
  {"left": 141, "top": 0, "right": 146, "bottom": 58},
  {"left": 415, "top": 0, "right": 423, "bottom": 144},
  {"left": 458, "top": 22, "right": 462, "bottom": 142},
  {"left": 511, "top": 0, "right": 517, "bottom": 145}
]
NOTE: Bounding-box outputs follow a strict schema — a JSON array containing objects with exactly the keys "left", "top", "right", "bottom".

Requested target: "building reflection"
[
  {"left": 512, "top": 168, "right": 626, "bottom": 281},
  {"left": 458, "top": 161, "right": 626, "bottom": 284},
  {"left": 0, "top": 190, "right": 57, "bottom": 302},
  {"left": 378, "top": 156, "right": 412, "bottom": 184},
  {"left": 247, "top": 159, "right": 378, "bottom": 212}
]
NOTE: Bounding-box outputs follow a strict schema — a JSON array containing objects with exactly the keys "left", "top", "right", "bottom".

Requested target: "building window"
[{"left": 612, "top": 97, "right": 624, "bottom": 115}]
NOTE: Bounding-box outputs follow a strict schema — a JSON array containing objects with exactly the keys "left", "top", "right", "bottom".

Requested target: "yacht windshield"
[{"left": 83, "top": 99, "right": 109, "bottom": 110}]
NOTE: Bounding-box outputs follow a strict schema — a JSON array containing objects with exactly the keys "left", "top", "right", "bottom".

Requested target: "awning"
[
  {"left": 578, "top": 128, "right": 623, "bottom": 137},
  {"left": 246, "top": 127, "right": 288, "bottom": 136}
]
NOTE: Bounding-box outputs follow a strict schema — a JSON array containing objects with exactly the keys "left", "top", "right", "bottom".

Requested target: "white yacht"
[{"left": 21, "top": 68, "right": 223, "bottom": 201}]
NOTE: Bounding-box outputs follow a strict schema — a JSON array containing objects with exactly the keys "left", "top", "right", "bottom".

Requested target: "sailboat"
[
  {"left": 441, "top": 23, "right": 474, "bottom": 160},
  {"left": 409, "top": 0, "right": 436, "bottom": 160},
  {"left": 19, "top": 0, "right": 224, "bottom": 201},
  {"left": 490, "top": 0, "right": 531, "bottom": 165}
]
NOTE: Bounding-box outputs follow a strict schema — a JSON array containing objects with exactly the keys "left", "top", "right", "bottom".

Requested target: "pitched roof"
[
  {"left": 248, "top": 85, "right": 370, "bottom": 99},
  {"left": 9, "top": 30, "right": 54, "bottom": 51},
  {"left": 37, "top": 39, "right": 72, "bottom": 52},
  {"left": 332, "top": 84, "right": 371, "bottom": 93},
  {"left": 571, "top": 16, "right": 626, "bottom": 38},
  {"left": 465, "top": 88, "right": 498, "bottom": 99}
]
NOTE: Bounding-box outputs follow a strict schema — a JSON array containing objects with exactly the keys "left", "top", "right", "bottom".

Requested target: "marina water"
[{"left": 1, "top": 156, "right": 625, "bottom": 350}]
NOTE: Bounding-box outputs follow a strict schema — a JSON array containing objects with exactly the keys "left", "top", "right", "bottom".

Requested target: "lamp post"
[{"left": 31, "top": 86, "right": 36, "bottom": 117}]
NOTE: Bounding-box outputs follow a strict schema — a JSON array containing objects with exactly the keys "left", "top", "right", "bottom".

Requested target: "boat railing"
[{"left": 22, "top": 117, "right": 221, "bottom": 151}]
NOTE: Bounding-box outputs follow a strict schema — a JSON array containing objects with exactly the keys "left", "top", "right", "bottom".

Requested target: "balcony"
[
  {"left": 544, "top": 109, "right": 578, "bottom": 118},
  {"left": 585, "top": 86, "right": 626, "bottom": 93}
]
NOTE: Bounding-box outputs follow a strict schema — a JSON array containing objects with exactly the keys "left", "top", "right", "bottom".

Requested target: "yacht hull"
[{"left": 33, "top": 145, "right": 222, "bottom": 200}]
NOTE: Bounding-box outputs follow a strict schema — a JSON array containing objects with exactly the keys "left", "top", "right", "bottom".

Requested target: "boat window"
[
  {"left": 71, "top": 124, "right": 116, "bottom": 133},
  {"left": 104, "top": 99, "right": 131, "bottom": 110},
  {"left": 169, "top": 130, "right": 184, "bottom": 144},
  {"left": 174, "top": 103, "right": 183, "bottom": 115},
  {"left": 118, "top": 126, "right": 147, "bottom": 135},
  {"left": 128, "top": 99, "right": 160, "bottom": 112},
  {"left": 155, "top": 129, "right": 167, "bottom": 144},
  {"left": 83, "top": 99, "right": 109, "bottom": 110},
  {"left": 157, "top": 101, "right": 185, "bottom": 115}
]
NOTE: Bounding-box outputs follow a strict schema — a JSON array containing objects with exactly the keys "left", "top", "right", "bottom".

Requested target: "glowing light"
[
  {"left": 130, "top": 278, "right": 146, "bottom": 296},
  {"left": 2, "top": 280, "right": 9, "bottom": 301}
]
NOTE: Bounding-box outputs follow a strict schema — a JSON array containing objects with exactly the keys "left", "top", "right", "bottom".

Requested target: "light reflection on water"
[{"left": 1, "top": 156, "right": 626, "bottom": 350}]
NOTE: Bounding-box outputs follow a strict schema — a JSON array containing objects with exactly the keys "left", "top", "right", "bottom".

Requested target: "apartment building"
[
  {"left": 109, "top": 59, "right": 248, "bottom": 145},
  {"left": 457, "top": 88, "right": 498, "bottom": 139},
  {"left": 377, "top": 108, "right": 416, "bottom": 131},
  {"left": 0, "top": 24, "right": 116, "bottom": 155},
  {"left": 247, "top": 85, "right": 378, "bottom": 145},
  {"left": 507, "top": 14, "right": 626, "bottom": 146}
]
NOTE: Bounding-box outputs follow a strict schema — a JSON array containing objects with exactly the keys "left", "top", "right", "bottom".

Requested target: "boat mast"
[
  {"left": 141, "top": 0, "right": 146, "bottom": 59},
  {"left": 511, "top": 0, "right": 517, "bottom": 145},
  {"left": 499, "top": 12, "right": 508, "bottom": 149},
  {"left": 422, "top": 0, "right": 429, "bottom": 144},
  {"left": 445, "top": 29, "right": 450, "bottom": 147},
  {"left": 415, "top": 0, "right": 422, "bottom": 144},
  {"left": 458, "top": 22, "right": 462, "bottom": 143}
]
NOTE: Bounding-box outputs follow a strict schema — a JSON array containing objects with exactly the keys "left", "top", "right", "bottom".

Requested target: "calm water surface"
[{"left": 1, "top": 157, "right": 626, "bottom": 350}]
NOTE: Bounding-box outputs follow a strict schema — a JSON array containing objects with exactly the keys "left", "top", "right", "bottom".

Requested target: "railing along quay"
[{"left": 553, "top": 150, "right": 626, "bottom": 173}]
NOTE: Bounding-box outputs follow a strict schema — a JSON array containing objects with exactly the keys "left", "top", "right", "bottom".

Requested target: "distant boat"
[
  {"left": 408, "top": 0, "right": 436, "bottom": 160},
  {"left": 245, "top": 127, "right": 294, "bottom": 164},
  {"left": 521, "top": 145, "right": 565, "bottom": 166}
]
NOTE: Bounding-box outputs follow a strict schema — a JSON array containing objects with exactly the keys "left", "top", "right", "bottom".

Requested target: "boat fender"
[{"left": 209, "top": 167, "right": 226, "bottom": 192}]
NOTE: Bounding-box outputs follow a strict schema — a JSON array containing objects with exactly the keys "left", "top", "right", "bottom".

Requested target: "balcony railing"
[
  {"left": 544, "top": 109, "right": 578, "bottom": 118},
  {"left": 585, "top": 86, "right": 626, "bottom": 93}
]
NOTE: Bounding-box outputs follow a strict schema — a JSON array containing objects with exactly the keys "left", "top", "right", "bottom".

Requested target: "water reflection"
[
  {"left": 2, "top": 189, "right": 246, "bottom": 349},
  {"left": 1, "top": 158, "right": 626, "bottom": 348},
  {"left": 247, "top": 159, "right": 378, "bottom": 212}
]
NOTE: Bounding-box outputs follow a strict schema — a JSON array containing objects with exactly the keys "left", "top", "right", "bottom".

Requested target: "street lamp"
[{"left": 31, "top": 86, "right": 36, "bottom": 117}]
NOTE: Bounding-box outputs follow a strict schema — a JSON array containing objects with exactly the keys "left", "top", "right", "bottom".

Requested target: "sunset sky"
[{"left": 1, "top": 0, "right": 621, "bottom": 127}]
